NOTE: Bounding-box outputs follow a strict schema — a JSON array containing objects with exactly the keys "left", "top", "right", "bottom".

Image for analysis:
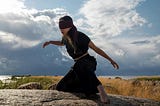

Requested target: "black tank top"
[{"left": 61, "top": 31, "right": 90, "bottom": 59}]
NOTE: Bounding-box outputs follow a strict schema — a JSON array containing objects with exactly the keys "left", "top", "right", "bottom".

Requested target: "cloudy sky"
[{"left": 0, "top": 0, "right": 159, "bottom": 76}]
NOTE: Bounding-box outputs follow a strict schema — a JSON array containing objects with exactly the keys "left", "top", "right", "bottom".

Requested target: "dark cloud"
[
  {"left": 131, "top": 40, "right": 150, "bottom": 45},
  {"left": 0, "top": 43, "right": 73, "bottom": 75}
]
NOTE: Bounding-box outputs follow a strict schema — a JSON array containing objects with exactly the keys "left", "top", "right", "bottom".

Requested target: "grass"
[
  {"left": 0, "top": 75, "right": 160, "bottom": 101},
  {"left": 99, "top": 76, "right": 160, "bottom": 101},
  {"left": 0, "top": 76, "right": 62, "bottom": 89}
]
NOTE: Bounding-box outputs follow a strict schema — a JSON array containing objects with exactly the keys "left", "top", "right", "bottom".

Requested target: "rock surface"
[{"left": 0, "top": 89, "right": 159, "bottom": 106}]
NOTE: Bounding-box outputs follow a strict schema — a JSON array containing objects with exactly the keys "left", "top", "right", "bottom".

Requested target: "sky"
[{"left": 0, "top": 0, "right": 160, "bottom": 76}]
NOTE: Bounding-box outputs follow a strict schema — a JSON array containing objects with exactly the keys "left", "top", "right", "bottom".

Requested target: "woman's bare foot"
[
  {"left": 97, "top": 84, "right": 110, "bottom": 104},
  {"left": 99, "top": 93, "right": 110, "bottom": 104}
]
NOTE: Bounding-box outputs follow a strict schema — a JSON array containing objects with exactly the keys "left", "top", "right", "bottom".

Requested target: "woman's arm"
[
  {"left": 43, "top": 41, "right": 64, "bottom": 48},
  {"left": 89, "top": 41, "right": 119, "bottom": 69}
]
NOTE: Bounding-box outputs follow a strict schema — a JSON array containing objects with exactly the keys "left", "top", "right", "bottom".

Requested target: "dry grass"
[
  {"left": 12, "top": 75, "right": 160, "bottom": 101},
  {"left": 98, "top": 76, "right": 160, "bottom": 101},
  {"left": 32, "top": 76, "right": 160, "bottom": 101},
  {"left": 33, "top": 76, "right": 160, "bottom": 101}
]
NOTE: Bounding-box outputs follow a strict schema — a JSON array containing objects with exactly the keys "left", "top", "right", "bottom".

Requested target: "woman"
[{"left": 43, "top": 16, "right": 119, "bottom": 103}]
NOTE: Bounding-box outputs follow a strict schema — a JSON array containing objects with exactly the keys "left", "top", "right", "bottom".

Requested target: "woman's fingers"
[
  {"left": 42, "top": 43, "right": 46, "bottom": 48},
  {"left": 114, "top": 63, "right": 119, "bottom": 69},
  {"left": 43, "top": 42, "right": 49, "bottom": 48},
  {"left": 111, "top": 61, "right": 119, "bottom": 70}
]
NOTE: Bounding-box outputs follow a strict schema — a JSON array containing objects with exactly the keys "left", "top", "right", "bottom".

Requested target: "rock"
[
  {"left": 115, "top": 77, "right": 122, "bottom": 80},
  {"left": 0, "top": 89, "right": 159, "bottom": 106},
  {"left": 131, "top": 80, "right": 141, "bottom": 86},
  {"left": 48, "top": 83, "right": 57, "bottom": 90},
  {"left": 18, "top": 82, "right": 43, "bottom": 89}
]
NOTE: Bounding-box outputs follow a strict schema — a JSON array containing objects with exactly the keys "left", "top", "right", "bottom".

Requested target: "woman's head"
[
  {"left": 59, "top": 16, "right": 78, "bottom": 51},
  {"left": 59, "top": 16, "right": 74, "bottom": 36},
  {"left": 59, "top": 16, "right": 73, "bottom": 29}
]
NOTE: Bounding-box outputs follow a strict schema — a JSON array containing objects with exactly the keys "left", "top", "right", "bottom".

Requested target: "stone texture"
[{"left": 0, "top": 89, "right": 159, "bottom": 106}]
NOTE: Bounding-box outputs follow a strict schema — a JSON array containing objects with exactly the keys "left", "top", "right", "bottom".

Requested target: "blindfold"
[{"left": 59, "top": 20, "right": 73, "bottom": 29}]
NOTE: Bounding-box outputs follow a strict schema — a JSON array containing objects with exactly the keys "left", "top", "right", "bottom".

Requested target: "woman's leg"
[
  {"left": 73, "top": 56, "right": 101, "bottom": 95},
  {"left": 97, "top": 84, "right": 110, "bottom": 103},
  {"left": 56, "top": 68, "right": 81, "bottom": 92},
  {"left": 74, "top": 62, "right": 100, "bottom": 95}
]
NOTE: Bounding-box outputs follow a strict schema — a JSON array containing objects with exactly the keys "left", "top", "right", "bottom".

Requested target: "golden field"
[
  {"left": 98, "top": 76, "right": 160, "bottom": 101},
  {"left": 0, "top": 75, "right": 160, "bottom": 101}
]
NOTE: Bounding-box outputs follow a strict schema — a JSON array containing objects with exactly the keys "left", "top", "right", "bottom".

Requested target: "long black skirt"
[{"left": 56, "top": 54, "right": 101, "bottom": 95}]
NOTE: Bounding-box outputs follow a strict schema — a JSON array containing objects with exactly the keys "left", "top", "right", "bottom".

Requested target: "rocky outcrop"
[
  {"left": 0, "top": 89, "right": 159, "bottom": 106},
  {"left": 18, "top": 82, "right": 43, "bottom": 89},
  {"left": 48, "top": 83, "right": 57, "bottom": 90}
]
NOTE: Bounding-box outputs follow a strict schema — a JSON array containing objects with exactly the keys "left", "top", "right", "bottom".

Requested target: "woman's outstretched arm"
[
  {"left": 89, "top": 41, "right": 119, "bottom": 69},
  {"left": 43, "top": 41, "right": 64, "bottom": 48}
]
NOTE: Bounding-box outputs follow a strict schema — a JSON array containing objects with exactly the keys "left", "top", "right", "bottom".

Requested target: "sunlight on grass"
[
  {"left": 0, "top": 75, "right": 160, "bottom": 101},
  {"left": 98, "top": 76, "right": 160, "bottom": 101}
]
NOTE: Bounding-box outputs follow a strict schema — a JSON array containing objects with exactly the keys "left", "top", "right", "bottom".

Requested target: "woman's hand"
[
  {"left": 42, "top": 41, "right": 50, "bottom": 48},
  {"left": 110, "top": 60, "right": 119, "bottom": 70}
]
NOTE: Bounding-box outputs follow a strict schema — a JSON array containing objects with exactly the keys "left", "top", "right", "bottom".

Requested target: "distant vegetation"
[
  {"left": 0, "top": 75, "right": 160, "bottom": 101},
  {"left": 132, "top": 76, "right": 160, "bottom": 81}
]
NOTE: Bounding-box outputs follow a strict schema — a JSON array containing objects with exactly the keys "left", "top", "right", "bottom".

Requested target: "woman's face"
[{"left": 60, "top": 27, "right": 71, "bottom": 36}]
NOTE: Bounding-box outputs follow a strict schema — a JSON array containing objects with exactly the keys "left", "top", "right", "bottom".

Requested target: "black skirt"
[{"left": 56, "top": 54, "right": 101, "bottom": 95}]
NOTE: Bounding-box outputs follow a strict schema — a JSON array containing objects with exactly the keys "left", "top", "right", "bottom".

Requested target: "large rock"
[{"left": 0, "top": 89, "right": 159, "bottom": 106}]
